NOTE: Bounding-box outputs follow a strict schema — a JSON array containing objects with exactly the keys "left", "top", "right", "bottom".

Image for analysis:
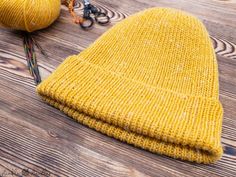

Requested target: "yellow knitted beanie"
[{"left": 37, "top": 8, "right": 223, "bottom": 164}]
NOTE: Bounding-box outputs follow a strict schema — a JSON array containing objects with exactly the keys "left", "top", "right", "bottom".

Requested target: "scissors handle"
[
  {"left": 81, "top": 2, "right": 110, "bottom": 29},
  {"left": 95, "top": 12, "right": 110, "bottom": 25},
  {"left": 80, "top": 16, "right": 94, "bottom": 30}
]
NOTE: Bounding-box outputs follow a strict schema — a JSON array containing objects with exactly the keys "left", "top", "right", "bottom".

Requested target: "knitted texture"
[{"left": 37, "top": 8, "right": 223, "bottom": 164}]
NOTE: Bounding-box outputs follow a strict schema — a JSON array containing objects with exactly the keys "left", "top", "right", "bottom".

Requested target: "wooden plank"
[{"left": 0, "top": 0, "right": 236, "bottom": 176}]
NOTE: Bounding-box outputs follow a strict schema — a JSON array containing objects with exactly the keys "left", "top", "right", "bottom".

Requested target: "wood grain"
[{"left": 0, "top": 0, "right": 236, "bottom": 176}]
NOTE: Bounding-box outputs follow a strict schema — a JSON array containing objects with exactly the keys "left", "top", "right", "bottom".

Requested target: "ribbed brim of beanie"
[{"left": 37, "top": 8, "right": 223, "bottom": 164}]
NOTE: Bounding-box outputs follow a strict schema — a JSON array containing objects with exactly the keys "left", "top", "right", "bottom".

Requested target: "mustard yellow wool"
[
  {"left": 0, "top": 0, "right": 61, "bottom": 32},
  {"left": 37, "top": 8, "right": 223, "bottom": 164}
]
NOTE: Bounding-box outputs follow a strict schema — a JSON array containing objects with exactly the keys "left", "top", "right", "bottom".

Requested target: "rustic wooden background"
[{"left": 0, "top": 0, "right": 236, "bottom": 176}]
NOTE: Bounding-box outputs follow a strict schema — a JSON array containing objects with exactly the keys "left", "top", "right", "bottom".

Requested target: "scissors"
[{"left": 80, "top": 0, "right": 110, "bottom": 29}]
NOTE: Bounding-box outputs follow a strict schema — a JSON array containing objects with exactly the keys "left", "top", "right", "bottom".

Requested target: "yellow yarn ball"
[{"left": 0, "top": 0, "right": 61, "bottom": 32}]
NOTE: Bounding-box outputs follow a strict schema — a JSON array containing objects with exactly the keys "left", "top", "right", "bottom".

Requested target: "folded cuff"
[{"left": 37, "top": 55, "right": 223, "bottom": 163}]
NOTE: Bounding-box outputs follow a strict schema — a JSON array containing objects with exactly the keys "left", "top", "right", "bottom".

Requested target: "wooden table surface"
[{"left": 1, "top": 0, "right": 236, "bottom": 176}]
